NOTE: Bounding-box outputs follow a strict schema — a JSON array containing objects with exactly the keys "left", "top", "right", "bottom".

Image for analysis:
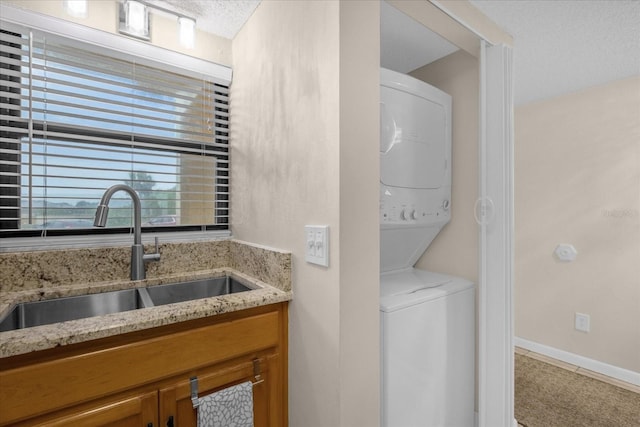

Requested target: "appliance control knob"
[
  {"left": 410, "top": 210, "right": 418, "bottom": 220},
  {"left": 400, "top": 209, "right": 408, "bottom": 221},
  {"left": 442, "top": 199, "right": 450, "bottom": 210}
]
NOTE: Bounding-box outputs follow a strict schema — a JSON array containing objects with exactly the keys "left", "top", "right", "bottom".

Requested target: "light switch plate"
[{"left": 305, "top": 225, "right": 329, "bottom": 267}]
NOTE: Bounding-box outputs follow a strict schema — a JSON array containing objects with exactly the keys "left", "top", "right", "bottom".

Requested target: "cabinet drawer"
[
  {"left": 0, "top": 310, "right": 281, "bottom": 425},
  {"left": 25, "top": 391, "right": 158, "bottom": 427}
]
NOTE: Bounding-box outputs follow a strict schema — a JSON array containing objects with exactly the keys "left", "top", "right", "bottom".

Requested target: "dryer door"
[{"left": 380, "top": 85, "right": 448, "bottom": 190}]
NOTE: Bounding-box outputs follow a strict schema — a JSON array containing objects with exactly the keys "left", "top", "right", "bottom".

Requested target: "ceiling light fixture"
[
  {"left": 127, "top": 1, "right": 147, "bottom": 35},
  {"left": 178, "top": 16, "right": 196, "bottom": 49},
  {"left": 64, "top": 0, "right": 88, "bottom": 18},
  {"left": 118, "top": 0, "right": 197, "bottom": 48},
  {"left": 119, "top": 0, "right": 150, "bottom": 41}
]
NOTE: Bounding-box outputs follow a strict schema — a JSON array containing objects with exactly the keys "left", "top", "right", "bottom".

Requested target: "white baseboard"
[
  {"left": 515, "top": 337, "right": 640, "bottom": 387},
  {"left": 473, "top": 411, "right": 518, "bottom": 427}
]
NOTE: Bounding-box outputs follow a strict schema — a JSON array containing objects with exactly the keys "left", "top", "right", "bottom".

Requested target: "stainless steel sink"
[
  {"left": 144, "top": 276, "right": 252, "bottom": 306},
  {"left": 0, "top": 276, "right": 254, "bottom": 332},
  {"left": 0, "top": 289, "right": 150, "bottom": 332}
]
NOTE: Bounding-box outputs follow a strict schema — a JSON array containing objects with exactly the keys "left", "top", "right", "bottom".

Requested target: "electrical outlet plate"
[
  {"left": 575, "top": 312, "right": 590, "bottom": 332},
  {"left": 305, "top": 225, "right": 329, "bottom": 267}
]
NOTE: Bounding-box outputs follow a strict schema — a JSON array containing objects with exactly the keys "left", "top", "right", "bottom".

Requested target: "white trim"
[
  {"left": 429, "top": 0, "right": 498, "bottom": 45},
  {"left": 477, "top": 41, "right": 489, "bottom": 427},
  {"left": 515, "top": 337, "right": 640, "bottom": 387},
  {"left": 477, "top": 411, "right": 517, "bottom": 427},
  {"left": 0, "top": 3, "right": 232, "bottom": 84},
  {"left": 0, "top": 230, "right": 231, "bottom": 253}
]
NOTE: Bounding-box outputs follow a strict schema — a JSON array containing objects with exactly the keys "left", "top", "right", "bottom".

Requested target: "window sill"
[{"left": 0, "top": 230, "right": 232, "bottom": 253}]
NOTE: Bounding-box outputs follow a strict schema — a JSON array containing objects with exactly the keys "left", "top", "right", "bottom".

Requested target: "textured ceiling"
[
  {"left": 151, "top": 0, "right": 639, "bottom": 106},
  {"left": 470, "top": 0, "right": 640, "bottom": 105},
  {"left": 148, "top": 0, "right": 259, "bottom": 39}
]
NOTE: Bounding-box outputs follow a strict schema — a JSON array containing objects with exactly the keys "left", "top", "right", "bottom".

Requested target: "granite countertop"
[{"left": 0, "top": 268, "right": 291, "bottom": 359}]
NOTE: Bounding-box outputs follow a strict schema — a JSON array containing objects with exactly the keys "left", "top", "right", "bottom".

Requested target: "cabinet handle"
[{"left": 166, "top": 415, "right": 174, "bottom": 427}]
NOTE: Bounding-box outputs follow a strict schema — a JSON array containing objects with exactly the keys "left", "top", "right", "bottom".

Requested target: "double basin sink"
[{"left": 0, "top": 276, "right": 252, "bottom": 332}]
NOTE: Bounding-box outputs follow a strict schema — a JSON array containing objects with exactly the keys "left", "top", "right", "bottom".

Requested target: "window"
[{"left": 0, "top": 16, "right": 230, "bottom": 238}]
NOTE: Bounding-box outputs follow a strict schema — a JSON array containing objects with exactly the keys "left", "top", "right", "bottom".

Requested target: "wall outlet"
[{"left": 575, "top": 312, "right": 590, "bottom": 332}]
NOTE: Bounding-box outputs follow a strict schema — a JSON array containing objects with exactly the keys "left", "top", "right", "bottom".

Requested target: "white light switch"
[{"left": 305, "top": 225, "right": 329, "bottom": 267}]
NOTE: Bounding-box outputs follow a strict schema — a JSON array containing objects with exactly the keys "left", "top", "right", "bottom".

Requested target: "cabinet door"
[
  {"left": 159, "top": 354, "right": 281, "bottom": 427},
  {"left": 29, "top": 391, "right": 158, "bottom": 427}
]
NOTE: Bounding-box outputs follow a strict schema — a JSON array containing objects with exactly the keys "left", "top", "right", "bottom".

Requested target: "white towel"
[{"left": 197, "top": 381, "right": 254, "bottom": 427}]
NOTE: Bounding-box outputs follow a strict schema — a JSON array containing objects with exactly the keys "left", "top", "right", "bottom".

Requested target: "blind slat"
[
  {"left": 25, "top": 84, "right": 217, "bottom": 122},
  {"left": 29, "top": 71, "right": 216, "bottom": 115},
  {"left": 28, "top": 107, "right": 215, "bottom": 141},
  {"left": 28, "top": 127, "right": 229, "bottom": 154}
]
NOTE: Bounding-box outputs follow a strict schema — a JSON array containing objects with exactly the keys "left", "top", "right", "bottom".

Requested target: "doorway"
[{"left": 380, "top": 2, "right": 514, "bottom": 425}]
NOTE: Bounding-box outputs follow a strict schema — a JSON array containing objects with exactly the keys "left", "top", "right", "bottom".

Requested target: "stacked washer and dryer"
[{"left": 379, "top": 68, "right": 475, "bottom": 427}]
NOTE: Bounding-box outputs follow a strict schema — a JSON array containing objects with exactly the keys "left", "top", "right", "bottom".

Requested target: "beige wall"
[
  {"left": 3, "top": 0, "right": 232, "bottom": 66},
  {"left": 230, "top": 1, "right": 341, "bottom": 424},
  {"left": 515, "top": 76, "right": 640, "bottom": 372},
  {"left": 231, "top": 1, "right": 379, "bottom": 426},
  {"left": 410, "top": 49, "right": 480, "bottom": 410},
  {"left": 410, "top": 50, "right": 480, "bottom": 283},
  {"left": 338, "top": 2, "right": 380, "bottom": 425}
]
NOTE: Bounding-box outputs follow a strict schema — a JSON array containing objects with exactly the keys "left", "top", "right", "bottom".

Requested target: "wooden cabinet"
[
  {"left": 29, "top": 392, "right": 158, "bottom": 427},
  {"left": 159, "top": 353, "right": 282, "bottom": 427},
  {"left": 0, "top": 303, "right": 288, "bottom": 427}
]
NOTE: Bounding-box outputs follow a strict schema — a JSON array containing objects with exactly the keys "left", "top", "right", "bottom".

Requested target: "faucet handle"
[{"left": 143, "top": 236, "right": 161, "bottom": 263}]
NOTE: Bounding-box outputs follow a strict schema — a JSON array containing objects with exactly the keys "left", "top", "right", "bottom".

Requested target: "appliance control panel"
[{"left": 380, "top": 185, "right": 450, "bottom": 226}]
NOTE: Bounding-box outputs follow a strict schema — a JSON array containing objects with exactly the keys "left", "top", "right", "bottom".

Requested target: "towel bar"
[{"left": 191, "top": 358, "right": 264, "bottom": 408}]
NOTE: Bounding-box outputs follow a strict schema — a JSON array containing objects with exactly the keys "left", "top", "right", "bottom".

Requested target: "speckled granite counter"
[{"left": 0, "top": 239, "right": 292, "bottom": 358}]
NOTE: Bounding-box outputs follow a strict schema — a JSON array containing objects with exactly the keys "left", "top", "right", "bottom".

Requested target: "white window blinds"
[{"left": 0, "top": 25, "right": 230, "bottom": 237}]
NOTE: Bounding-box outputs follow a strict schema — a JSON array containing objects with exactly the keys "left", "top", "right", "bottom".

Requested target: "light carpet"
[{"left": 515, "top": 353, "right": 640, "bottom": 427}]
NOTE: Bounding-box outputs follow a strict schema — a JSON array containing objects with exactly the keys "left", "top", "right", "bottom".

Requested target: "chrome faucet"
[{"left": 94, "top": 184, "right": 161, "bottom": 280}]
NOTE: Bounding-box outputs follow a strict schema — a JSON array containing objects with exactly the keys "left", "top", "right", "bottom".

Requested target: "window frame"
[{"left": 0, "top": 4, "right": 232, "bottom": 250}]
